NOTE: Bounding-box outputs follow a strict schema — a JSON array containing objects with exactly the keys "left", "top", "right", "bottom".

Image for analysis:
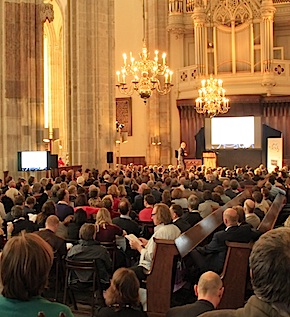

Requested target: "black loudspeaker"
[
  {"left": 107, "top": 152, "right": 113, "bottom": 164},
  {"left": 49, "top": 154, "right": 58, "bottom": 169},
  {"left": 175, "top": 150, "right": 178, "bottom": 159}
]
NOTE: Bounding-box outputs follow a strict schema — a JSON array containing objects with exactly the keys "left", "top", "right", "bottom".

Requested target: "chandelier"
[
  {"left": 195, "top": 76, "right": 230, "bottom": 118},
  {"left": 116, "top": 0, "right": 173, "bottom": 103}
]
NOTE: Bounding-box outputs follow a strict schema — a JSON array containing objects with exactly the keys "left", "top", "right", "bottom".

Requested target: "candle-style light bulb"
[
  {"left": 162, "top": 53, "right": 166, "bottom": 65},
  {"left": 116, "top": 71, "right": 120, "bottom": 82}
]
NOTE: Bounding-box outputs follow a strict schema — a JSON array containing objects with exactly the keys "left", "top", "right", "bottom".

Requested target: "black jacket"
[
  {"left": 193, "top": 224, "right": 257, "bottom": 273},
  {"left": 167, "top": 299, "right": 215, "bottom": 317},
  {"left": 173, "top": 218, "right": 191, "bottom": 233}
]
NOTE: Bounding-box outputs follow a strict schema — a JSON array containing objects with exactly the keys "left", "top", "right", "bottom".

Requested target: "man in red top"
[{"left": 138, "top": 194, "right": 155, "bottom": 222}]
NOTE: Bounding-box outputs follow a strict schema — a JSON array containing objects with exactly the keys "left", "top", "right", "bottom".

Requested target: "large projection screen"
[{"left": 205, "top": 116, "right": 262, "bottom": 150}]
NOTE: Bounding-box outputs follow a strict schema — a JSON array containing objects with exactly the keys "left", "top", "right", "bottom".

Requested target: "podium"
[{"left": 203, "top": 152, "right": 217, "bottom": 169}]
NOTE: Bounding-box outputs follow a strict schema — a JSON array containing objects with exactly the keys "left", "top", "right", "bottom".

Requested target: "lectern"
[{"left": 203, "top": 152, "right": 217, "bottom": 168}]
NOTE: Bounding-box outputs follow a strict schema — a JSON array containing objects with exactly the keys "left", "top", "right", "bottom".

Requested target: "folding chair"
[
  {"left": 63, "top": 259, "right": 103, "bottom": 317},
  {"left": 100, "top": 241, "right": 117, "bottom": 270}
]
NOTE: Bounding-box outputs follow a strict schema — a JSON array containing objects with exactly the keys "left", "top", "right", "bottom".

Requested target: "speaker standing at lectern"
[{"left": 178, "top": 142, "right": 187, "bottom": 169}]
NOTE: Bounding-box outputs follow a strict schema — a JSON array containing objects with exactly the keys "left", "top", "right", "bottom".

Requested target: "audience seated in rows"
[
  {"left": 187, "top": 208, "right": 261, "bottom": 276},
  {"left": 200, "top": 227, "right": 290, "bottom": 317}
]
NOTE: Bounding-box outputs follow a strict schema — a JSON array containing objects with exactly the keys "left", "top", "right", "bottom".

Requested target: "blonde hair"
[
  {"left": 96, "top": 208, "right": 112, "bottom": 229},
  {"left": 118, "top": 185, "right": 127, "bottom": 198},
  {"left": 107, "top": 184, "right": 120, "bottom": 198},
  {"left": 284, "top": 215, "right": 290, "bottom": 228}
]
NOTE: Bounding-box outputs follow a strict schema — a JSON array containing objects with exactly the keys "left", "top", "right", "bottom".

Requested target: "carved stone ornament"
[{"left": 39, "top": 3, "right": 54, "bottom": 23}]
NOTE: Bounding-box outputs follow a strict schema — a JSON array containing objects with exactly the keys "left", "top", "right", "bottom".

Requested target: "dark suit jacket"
[
  {"left": 95, "top": 306, "right": 147, "bottom": 317},
  {"left": 182, "top": 211, "right": 202, "bottom": 227},
  {"left": 112, "top": 216, "right": 140, "bottom": 236},
  {"left": 151, "top": 188, "right": 162, "bottom": 203},
  {"left": 132, "top": 195, "right": 145, "bottom": 213},
  {"left": 166, "top": 300, "right": 215, "bottom": 317},
  {"left": 56, "top": 203, "right": 74, "bottom": 221},
  {"left": 12, "top": 218, "right": 38, "bottom": 236},
  {"left": 193, "top": 224, "right": 254, "bottom": 273},
  {"left": 224, "top": 189, "right": 238, "bottom": 199},
  {"left": 36, "top": 228, "right": 67, "bottom": 257},
  {"left": 173, "top": 218, "right": 191, "bottom": 233}
]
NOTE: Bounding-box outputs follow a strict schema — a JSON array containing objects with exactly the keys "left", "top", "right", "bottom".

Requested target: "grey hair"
[
  {"left": 249, "top": 227, "right": 290, "bottom": 311},
  {"left": 188, "top": 195, "right": 199, "bottom": 210}
]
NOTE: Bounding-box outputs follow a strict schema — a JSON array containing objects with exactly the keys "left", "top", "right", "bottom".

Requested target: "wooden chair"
[
  {"left": 50, "top": 252, "right": 64, "bottom": 301},
  {"left": 63, "top": 259, "right": 103, "bottom": 317},
  {"left": 100, "top": 241, "right": 117, "bottom": 270},
  {"left": 137, "top": 220, "right": 155, "bottom": 239}
]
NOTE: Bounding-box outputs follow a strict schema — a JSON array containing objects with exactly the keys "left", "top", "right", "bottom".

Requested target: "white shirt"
[
  {"left": 198, "top": 200, "right": 220, "bottom": 218},
  {"left": 139, "top": 223, "right": 181, "bottom": 271},
  {"left": 0, "top": 202, "right": 5, "bottom": 219}
]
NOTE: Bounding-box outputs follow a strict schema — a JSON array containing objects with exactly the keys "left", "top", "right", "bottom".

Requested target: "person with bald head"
[
  {"left": 166, "top": 271, "right": 224, "bottom": 317},
  {"left": 36, "top": 215, "right": 67, "bottom": 258},
  {"left": 199, "top": 227, "right": 290, "bottom": 317},
  {"left": 187, "top": 208, "right": 256, "bottom": 276},
  {"left": 244, "top": 199, "right": 260, "bottom": 229}
]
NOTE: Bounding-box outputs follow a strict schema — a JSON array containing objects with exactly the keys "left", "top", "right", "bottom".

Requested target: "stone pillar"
[
  {"left": 260, "top": 0, "right": 276, "bottom": 95},
  {"left": 192, "top": 0, "right": 207, "bottom": 76},
  {"left": 0, "top": 0, "right": 5, "bottom": 177},
  {"left": 147, "top": 0, "right": 172, "bottom": 165},
  {"left": 0, "top": 0, "right": 49, "bottom": 177},
  {"left": 66, "top": 0, "right": 115, "bottom": 171}
]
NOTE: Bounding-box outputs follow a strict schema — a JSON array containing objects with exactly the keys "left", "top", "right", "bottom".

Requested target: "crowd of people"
[{"left": 0, "top": 162, "right": 290, "bottom": 317}]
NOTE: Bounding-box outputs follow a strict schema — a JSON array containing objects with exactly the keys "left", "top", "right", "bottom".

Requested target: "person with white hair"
[{"left": 178, "top": 142, "right": 187, "bottom": 169}]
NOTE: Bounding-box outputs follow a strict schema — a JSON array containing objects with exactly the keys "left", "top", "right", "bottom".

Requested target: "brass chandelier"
[
  {"left": 116, "top": 0, "right": 173, "bottom": 103},
  {"left": 195, "top": 75, "right": 230, "bottom": 118}
]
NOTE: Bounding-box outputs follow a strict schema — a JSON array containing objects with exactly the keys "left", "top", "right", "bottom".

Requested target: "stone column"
[
  {"left": 0, "top": 0, "right": 49, "bottom": 177},
  {"left": 192, "top": 0, "right": 207, "bottom": 76},
  {"left": 146, "top": 0, "right": 172, "bottom": 165},
  {"left": 0, "top": 0, "right": 5, "bottom": 177},
  {"left": 260, "top": 0, "right": 276, "bottom": 95},
  {"left": 66, "top": 0, "right": 115, "bottom": 171}
]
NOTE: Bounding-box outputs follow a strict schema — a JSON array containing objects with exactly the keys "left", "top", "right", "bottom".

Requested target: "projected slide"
[
  {"left": 21, "top": 151, "right": 48, "bottom": 171},
  {"left": 211, "top": 117, "right": 255, "bottom": 149}
]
